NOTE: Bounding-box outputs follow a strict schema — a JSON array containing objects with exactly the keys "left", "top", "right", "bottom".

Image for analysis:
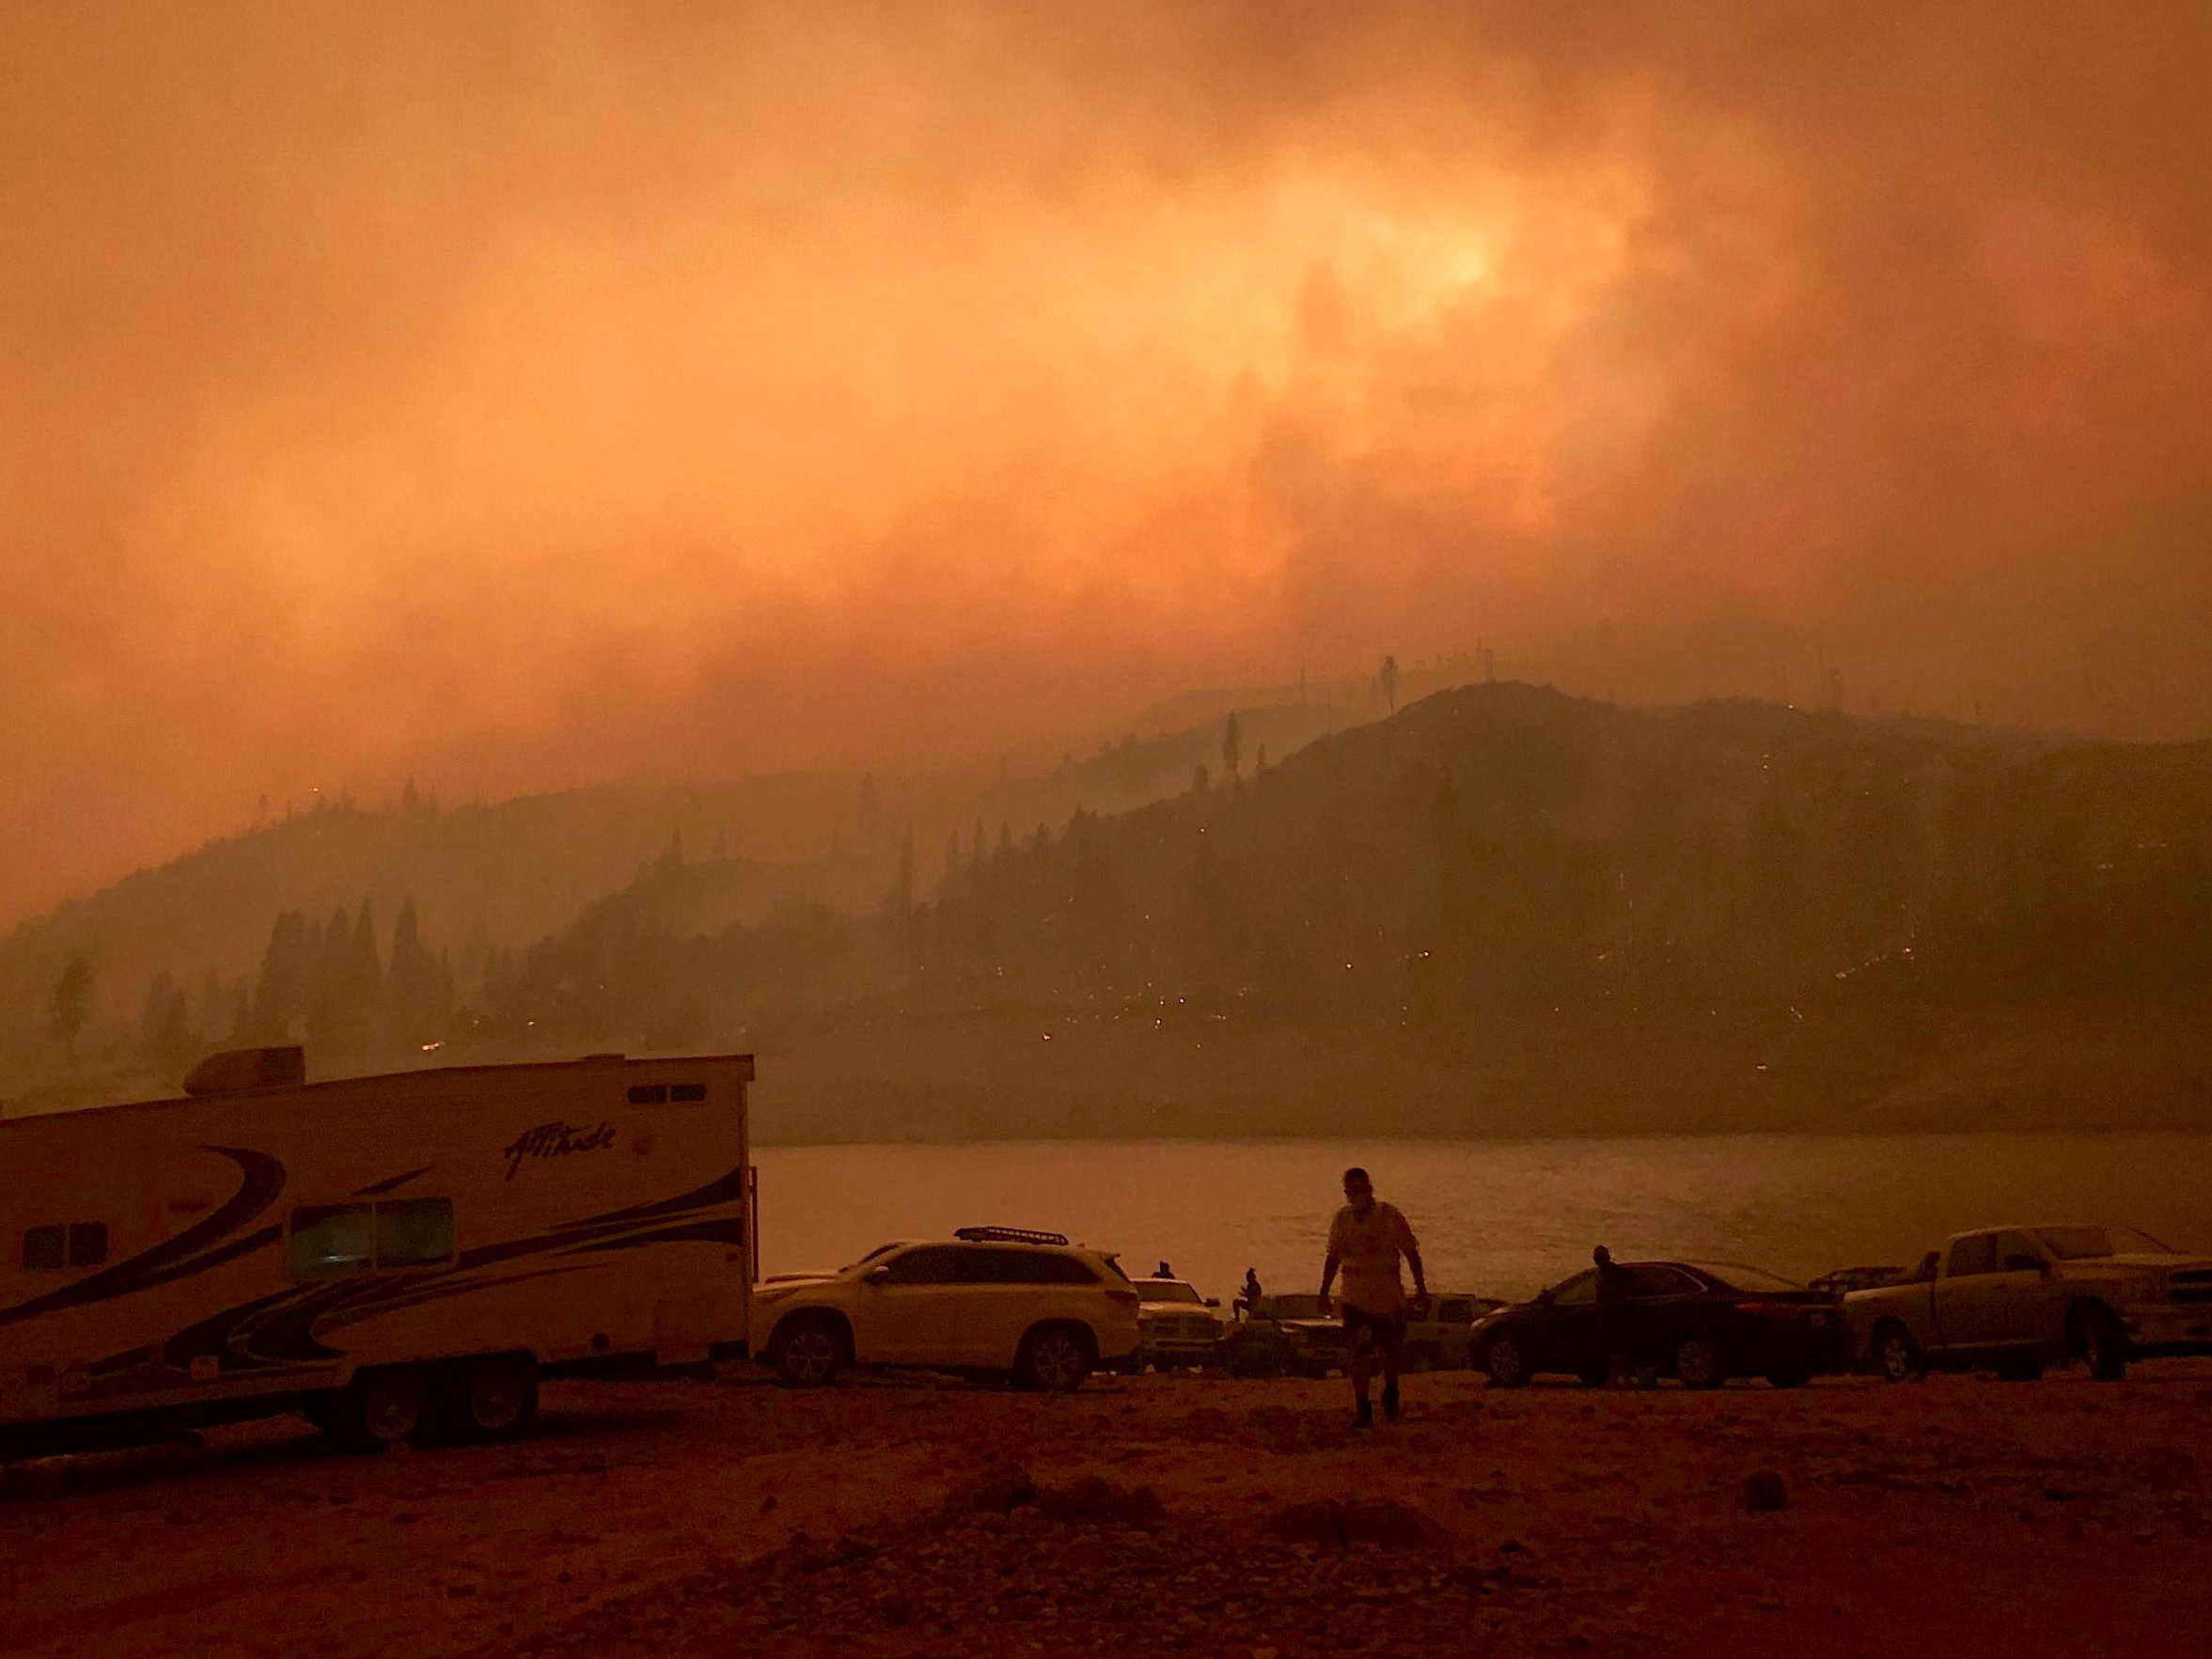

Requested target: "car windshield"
[
  {"left": 1686, "top": 1262, "right": 1805, "bottom": 1294},
  {"left": 844, "top": 1242, "right": 904, "bottom": 1272},
  {"left": 2035, "top": 1226, "right": 2175, "bottom": 1259},
  {"left": 1138, "top": 1281, "right": 1202, "bottom": 1304}
]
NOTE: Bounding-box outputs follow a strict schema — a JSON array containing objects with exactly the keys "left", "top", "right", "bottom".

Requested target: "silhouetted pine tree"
[
  {"left": 250, "top": 912, "right": 308, "bottom": 1041},
  {"left": 46, "top": 958, "right": 92, "bottom": 1056}
]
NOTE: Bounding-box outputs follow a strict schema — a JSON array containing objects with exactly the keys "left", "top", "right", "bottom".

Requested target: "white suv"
[{"left": 753, "top": 1227, "right": 1141, "bottom": 1389}]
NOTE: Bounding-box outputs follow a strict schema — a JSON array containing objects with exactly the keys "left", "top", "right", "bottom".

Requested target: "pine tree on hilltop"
[
  {"left": 309, "top": 904, "right": 359, "bottom": 1055},
  {"left": 387, "top": 897, "right": 449, "bottom": 1050},
  {"left": 250, "top": 912, "right": 307, "bottom": 1041},
  {"left": 45, "top": 958, "right": 92, "bottom": 1057}
]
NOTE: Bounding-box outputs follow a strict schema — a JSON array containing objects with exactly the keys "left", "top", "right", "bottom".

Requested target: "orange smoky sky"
[{"left": 4, "top": 2, "right": 2210, "bottom": 923}]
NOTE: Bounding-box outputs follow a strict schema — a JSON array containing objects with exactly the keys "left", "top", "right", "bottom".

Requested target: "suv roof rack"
[{"left": 953, "top": 1226, "right": 1071, "bottom": 1246}]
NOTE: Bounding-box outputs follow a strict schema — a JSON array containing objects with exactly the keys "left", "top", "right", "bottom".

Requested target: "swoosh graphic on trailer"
[{"left": 0, "top": 1147, "right": 286, "bottom": 1328}]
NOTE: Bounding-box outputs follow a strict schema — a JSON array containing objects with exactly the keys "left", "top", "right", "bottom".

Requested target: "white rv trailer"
[{"left": 1, "top": 1047, "right": 755, "bottom": 1458}]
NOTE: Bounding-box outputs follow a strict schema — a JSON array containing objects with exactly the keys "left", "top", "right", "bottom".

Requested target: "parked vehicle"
[
  {"left": 1843, "top": 1225, "right": 2212, "bottom": 1384},
  {"left": 1809, "top": 1265, "right": 1907, "bottom": 1298},
  {"left": 1400, "top": 1291, "right": 1504, "bottom": 1371},
  {"left": 1223, "top": 1292, "right": 1347, "bottom": 1378},
  {"left": 1124, "top": 1276, "right": 1226, "bottom": 1369},
  {"left": 1471, "top": 1260, "right": 1848, "bottom": 1389},
  {"left": 751, "top": 1226, "right": 1140, "bottom": 1390},
  {"left": 3, "top": 1046, "right": 757, "bottom": 1461}
]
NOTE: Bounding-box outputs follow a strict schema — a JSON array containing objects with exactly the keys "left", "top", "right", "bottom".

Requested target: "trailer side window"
[
  {"left": 626, "top": 1082, "right": 706, "bottom": 1104},
  {"left": 375, "top": 1198, "right": 455, "bottom": 1267},
  {"left": 290, "top": 1205, "right": 375, "bottom": 1278},
  {"left": 18, "top": 1223, "right": 104, "bottom": 1271},
  {"left": 290, "top": 1199, "right": 456, "bottom": 1278}
]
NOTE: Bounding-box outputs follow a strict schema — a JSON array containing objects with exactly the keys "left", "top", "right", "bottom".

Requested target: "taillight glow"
[
  {"left": 1106, "top": 1289, "right": 1139, "bottom": 1307},
  {"left": 1736, "top": 1301, "right": 1801, "bottom": 1322}
]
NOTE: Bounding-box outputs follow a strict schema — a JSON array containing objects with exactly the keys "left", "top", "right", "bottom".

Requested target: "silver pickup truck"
[{"left": 1844, "top": 1225, "right": 2212, "bottom": 1383}]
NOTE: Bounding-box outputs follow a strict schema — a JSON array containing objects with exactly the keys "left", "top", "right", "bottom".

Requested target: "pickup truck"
[{"left": 1843, "top": 1225, "right": 2212, "bottom": 1383}]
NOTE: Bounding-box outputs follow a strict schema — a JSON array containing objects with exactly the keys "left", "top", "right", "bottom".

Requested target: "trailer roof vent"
[{"left": 182, "top": 1046, "right": 306, "bottom": 1096}]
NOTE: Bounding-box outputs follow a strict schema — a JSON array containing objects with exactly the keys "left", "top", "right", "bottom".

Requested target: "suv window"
[
  {"left": 956, "top": 1247, "right": 1099, "bottom": 1285},
  {"left": 881, "top": 1245, "right": 965, "bottom": 1286},
  {"left": 1947, "top": 1235, "right": 1998, "bottom": 1276}
]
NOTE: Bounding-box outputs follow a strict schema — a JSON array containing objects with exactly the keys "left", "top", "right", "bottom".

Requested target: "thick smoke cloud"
[{"left": 3, "top": 2, "right": 2209, "bottom": 921}]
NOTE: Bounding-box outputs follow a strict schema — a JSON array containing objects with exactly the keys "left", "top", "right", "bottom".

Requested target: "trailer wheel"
[
  {"left": 324, "top": 1373, "right": 422, "bottom": 1453},
  {"left": 769, "top": 1314, "right": 847, "bottom": 1387},
  {"left": 462, "top": 1359, "right": 540, "bottom": 1437}
]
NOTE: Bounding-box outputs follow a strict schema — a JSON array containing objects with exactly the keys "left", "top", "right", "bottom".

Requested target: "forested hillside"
[{"left": 11, "top": 682, "right": 2211, "bottom": 1136}]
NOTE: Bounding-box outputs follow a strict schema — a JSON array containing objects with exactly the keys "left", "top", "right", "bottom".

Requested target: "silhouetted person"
[
  {"left": 1593, "top": 1244, "right": 1641, "bottom": 1385},
  {"left": 1320, "top": 1166, "right": 1427, "bottom": 1429},
  {"left": 1237, "top": 1266, "right": 1264, "bottom": 1317},
  {"left": 1156, "top": 1260, "right": 1173, "bottom": 1279}
]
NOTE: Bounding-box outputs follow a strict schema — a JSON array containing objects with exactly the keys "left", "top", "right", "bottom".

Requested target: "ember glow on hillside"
[{"left": 4, "top": 2, "right": 2210, "bottom": 919}]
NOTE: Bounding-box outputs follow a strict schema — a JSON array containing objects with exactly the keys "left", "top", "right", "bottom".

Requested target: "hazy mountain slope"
[{"left": 0, "top": 687, "right": 1353, "bottom": 1061}]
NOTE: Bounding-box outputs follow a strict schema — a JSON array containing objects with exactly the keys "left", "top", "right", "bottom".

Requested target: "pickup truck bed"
[{"left": 1844, "top": 1225, "right": 2212, "bottom": 1383}]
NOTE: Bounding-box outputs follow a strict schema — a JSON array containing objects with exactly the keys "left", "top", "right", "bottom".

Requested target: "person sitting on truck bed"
[{"left": 1236, "top": 1266, "right": 1263, "bottom": 1318}]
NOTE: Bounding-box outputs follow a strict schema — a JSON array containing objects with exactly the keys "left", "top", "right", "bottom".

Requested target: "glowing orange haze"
[{"left": 3, "top": 3, "right": 2209, "bottom": 923}]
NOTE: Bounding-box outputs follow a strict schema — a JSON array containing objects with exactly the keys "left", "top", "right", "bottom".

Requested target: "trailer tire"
[
  {"left": 323, "top": 1372, "right": 422, "bottom": 1454},
  {"left": 768, "top": 1313, "right": 848, "bottom": 1387},
  {"left": 462, "top": 1358, "right": 540, "bottom": 1437}
]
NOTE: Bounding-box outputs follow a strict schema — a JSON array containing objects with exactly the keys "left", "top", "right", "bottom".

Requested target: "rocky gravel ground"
[{"left": 6, "top": 1364, "right": 2211, "bottom": 1658}]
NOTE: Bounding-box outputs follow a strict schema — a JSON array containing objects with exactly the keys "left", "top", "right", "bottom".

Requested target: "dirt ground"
[{"left": 5, "top": 1363, "right": 2210, "bottom": 1659}]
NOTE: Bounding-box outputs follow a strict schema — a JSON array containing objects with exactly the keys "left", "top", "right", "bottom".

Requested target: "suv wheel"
[
  {"left": 770, "top": 1314, "right": 847, "bottom": 1387},
  {"left": 1014, "top": 1324, "right": 1094, "bottom": 1391}
]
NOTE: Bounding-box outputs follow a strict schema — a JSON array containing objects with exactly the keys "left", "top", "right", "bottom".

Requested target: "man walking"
[{"left": 1319, "top": 1166, "right": 1426, "bottom": 1429}]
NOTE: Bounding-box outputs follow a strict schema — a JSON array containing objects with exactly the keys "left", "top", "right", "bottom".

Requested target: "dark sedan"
[{"left": 1471, "top": 1260, "right": 1850, "bottom": 1388}]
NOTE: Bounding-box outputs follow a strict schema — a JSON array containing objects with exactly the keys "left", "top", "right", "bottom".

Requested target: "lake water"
[{"left": 753, "top": 1135, "right": 2212, "bottom": 1303}]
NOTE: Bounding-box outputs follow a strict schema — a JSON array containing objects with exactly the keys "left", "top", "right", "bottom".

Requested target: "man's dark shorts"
[{"left": 1341, "top": 1305, "right": 1405, "bottom": 1359}]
